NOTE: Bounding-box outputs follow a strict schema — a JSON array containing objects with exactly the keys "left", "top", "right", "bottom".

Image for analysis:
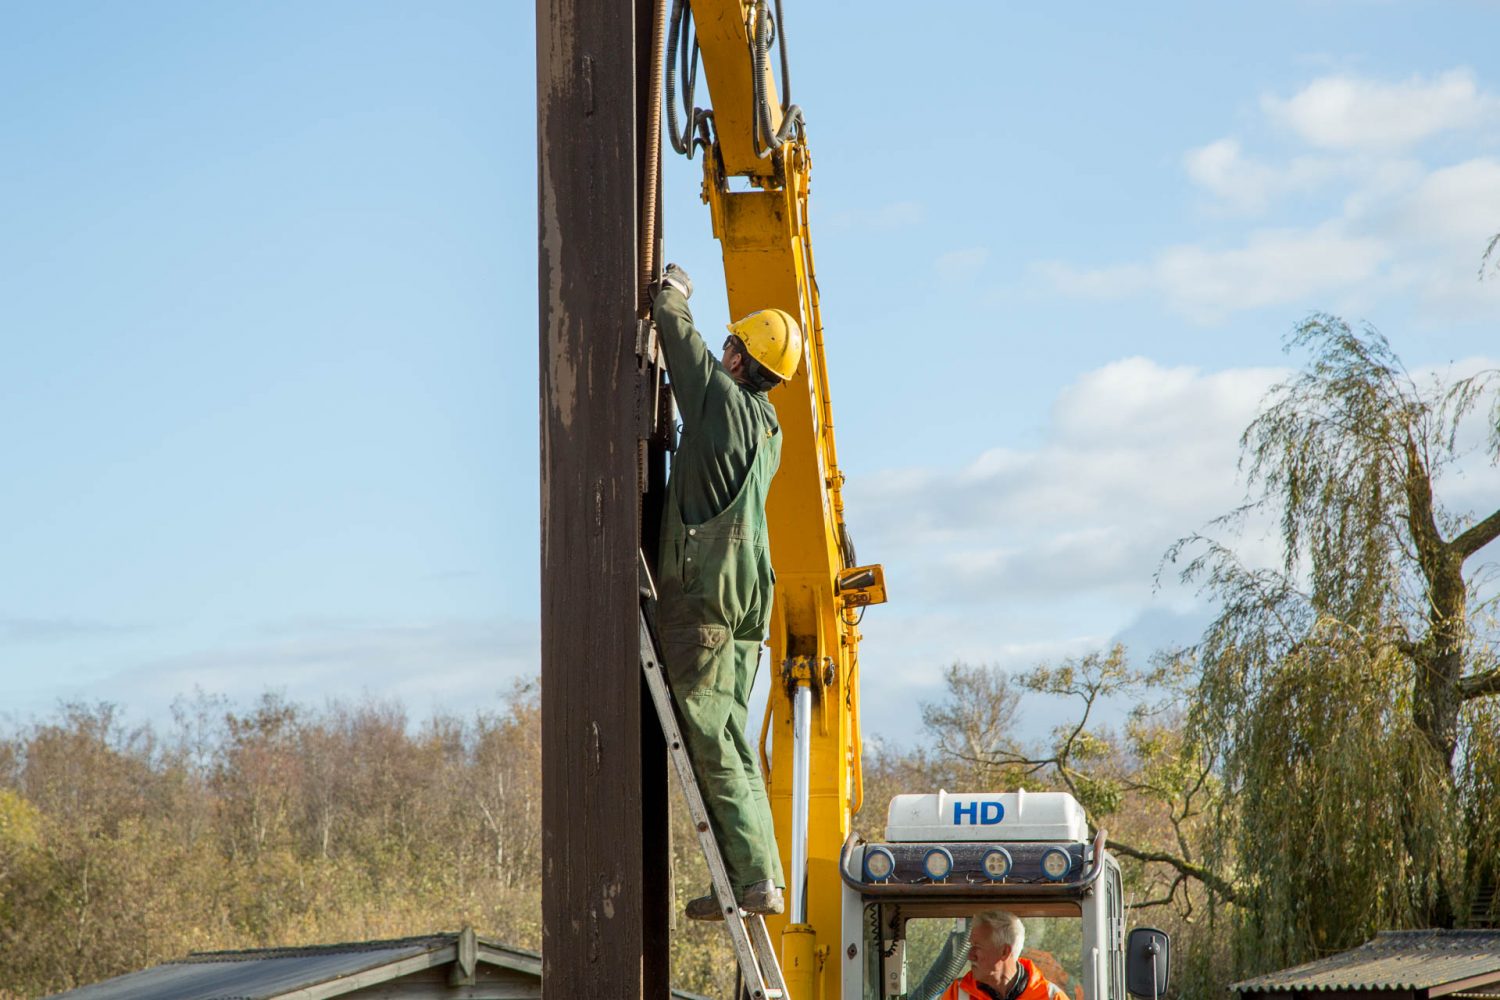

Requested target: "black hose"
[
  {"left": 752, "top": 0, "right": 773, "bottom": 154},
  {"left": 664, "top": 0, "right": 701, "bottom": 157},
  {"left": 664, "top": 0, "right": 687, "bottom": 155},
  {"left": 668, "top": 0, "right": 801, "bottom": 162},
  {"left": 752, "top": 0, "right": 803, "bottom": 158},
  {"left": 773, "top": 0, "right": 791, "bottom": 107}
]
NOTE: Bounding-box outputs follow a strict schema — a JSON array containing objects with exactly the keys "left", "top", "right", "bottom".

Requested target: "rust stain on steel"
[
  {"left": 539, "top": 0, "right": 670, "bottom": 992},
  {"left": 538, "top": 169, "right": 576, "bottom": 434},
  {"left": 536, "top": 2, "right": 578, "bottom": 437}
]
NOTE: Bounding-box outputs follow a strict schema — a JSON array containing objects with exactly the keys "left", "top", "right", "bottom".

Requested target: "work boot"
[
  {"left": 738, "top": 880, "right": 785, "bottom": 916},
  {"left": 685, "top": 890, "right": 729, "bottom": 921},
  {"left": 683, "top": 881, "right": 785, "bottom": 921}
]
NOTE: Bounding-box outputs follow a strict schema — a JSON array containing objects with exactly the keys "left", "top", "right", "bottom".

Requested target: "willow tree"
[{"left": 1172, "top": 316, "right": 1500, "bottom": 971}]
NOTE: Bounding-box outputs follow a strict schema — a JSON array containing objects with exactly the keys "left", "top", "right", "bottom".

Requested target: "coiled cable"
[
  {"left": 752, "top": 0, "right": 803, "bottom": 157},
  {"left": 666, "top": 0, "right": 802, "bottom": 160},
  {"left": 664, "top": 0, "right": 705, "bottom": 157}
]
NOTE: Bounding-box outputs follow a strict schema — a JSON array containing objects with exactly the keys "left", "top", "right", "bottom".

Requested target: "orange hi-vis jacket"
[{"left": 941, "top": 958, "right": 1068, "bottom": 1000}]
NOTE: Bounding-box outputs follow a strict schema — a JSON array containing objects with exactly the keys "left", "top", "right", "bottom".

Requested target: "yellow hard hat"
[{"left": 725, "top": 308, "right": 803, "bottom": 382}]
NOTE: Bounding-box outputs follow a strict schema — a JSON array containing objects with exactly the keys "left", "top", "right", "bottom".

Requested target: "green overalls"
[{"left": 652, "top": 287, "right": 786, "bottom": 893}]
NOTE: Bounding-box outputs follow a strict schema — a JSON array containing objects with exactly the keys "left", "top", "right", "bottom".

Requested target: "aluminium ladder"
[{"left": 638, "top": 553, "right": 790, "bottom": 1000}]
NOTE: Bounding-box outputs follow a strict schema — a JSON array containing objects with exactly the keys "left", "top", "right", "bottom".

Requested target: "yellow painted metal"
[
  {"left": 782, "top": 923, "right": 820, "bottom": 1000},
  {"left": 684, "top": 7, "right": 873, "bottom": 998},
  {"left": 702, "top": 149, "right": 857, "bottom": 1000},
  {"left": 837, "top": 564, "right": 888, "bottom": 609}
]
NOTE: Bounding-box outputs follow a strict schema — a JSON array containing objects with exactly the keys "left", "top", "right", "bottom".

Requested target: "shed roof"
[
  {"left": 1233, "top": 930, "right": 1500, "bottom": 995},
  {"left": 43, "top": 932, "right": 541, "bottom": 1000}
]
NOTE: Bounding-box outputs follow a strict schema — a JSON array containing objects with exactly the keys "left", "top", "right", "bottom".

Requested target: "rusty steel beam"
[{"left": 538, "top": 0, "right": 670, "bottom": 996}]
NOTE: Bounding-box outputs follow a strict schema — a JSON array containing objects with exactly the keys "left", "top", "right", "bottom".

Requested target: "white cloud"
[
  {"left": 872, "top": 201, "right": 925, "bottom": 229},
  {"left": 1391, "top": 158, "right": 1500, "bottom": 248},
  {"left": 1184, "top": 138, "right": 1347, "bottom": 213},
  {"left": 1035, "top": 68, "right": 1500, "bottom": 322},
  {"left": 1040, "top": 224, "right": 1390, "bottom": 323},
  {"left": 934, "top": 247, "right": 989, "bottom": 284},
  {"left": 1263, "top": 68, "right": 1498, "bottom": 150},
  {"left": 1155, "top": 226, "right": 1389, "bottom": 320},
  {"left": 855, "top": 358, "right": 1287, "bottom": 597},
  {"left": 1367, "top": 158, "right": 1500, "bottom": 317},
  {"left": 856, "top": 355, "right": 1500, "bottom": 614},
  {"left": 4, "top": 616, "right": 539, "bottom": 727},
  {"left": 848, "top": 602, "right": 1128, "bottom": 744},
  {"left": 1050, "top": 356, "right": 1274, "bottom": 447},
  {"left": 0, "top": 616, "right": 139, "bottom": 643},
  {"left": 829, "top": 200, "right": 925, "bottom": 231},
  {"left": 848, "top": 357, "right": 1500, "bottom": 741},
  {"left": 1032, "top": 259, "right": 1149, "bottom": 300},
  {"left": 844, "top": 360, "right": 1291, "bottom": 741}
]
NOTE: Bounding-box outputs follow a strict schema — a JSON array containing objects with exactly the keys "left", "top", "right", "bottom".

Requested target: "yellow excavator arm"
[{"left": 663, "top": 2, "right": 884, "bottom": 997}]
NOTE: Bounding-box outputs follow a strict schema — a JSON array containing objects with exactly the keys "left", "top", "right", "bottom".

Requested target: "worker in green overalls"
[{"left": 648, "top": 263, "right": 803, "bottom": 920}]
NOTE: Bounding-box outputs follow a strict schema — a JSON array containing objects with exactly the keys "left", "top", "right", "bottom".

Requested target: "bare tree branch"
[
  {"left": 1460, "top": 663, "right": 1500, "bottom": 701},
  {"left": 1454, "top": 507, "right": 1500, "bottom": 559},
  {"left": 1107, "top": 837, "right": 1240, "bottom": 904},
  {"left": 1126, "top": 874, "right": 1187, "bottom": 911},
  {"left": 950, "top": 749, "right": 1056, "bottom": 774}
]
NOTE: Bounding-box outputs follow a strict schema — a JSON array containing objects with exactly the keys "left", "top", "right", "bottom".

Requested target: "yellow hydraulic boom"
[{"left": 663, "top": 2, "right": 885, "bottom": 997}]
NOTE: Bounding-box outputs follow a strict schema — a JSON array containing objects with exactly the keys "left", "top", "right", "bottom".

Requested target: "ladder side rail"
[{"left": 639, "top": 612, "right": 788, "bottom": 1000}]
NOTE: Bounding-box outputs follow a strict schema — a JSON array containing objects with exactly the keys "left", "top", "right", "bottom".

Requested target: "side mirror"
[{"left": 1126, "top": 927, "right": 1170, "bottom": 1000}]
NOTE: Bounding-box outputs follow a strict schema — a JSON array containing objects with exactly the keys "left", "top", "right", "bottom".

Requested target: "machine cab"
[{"left": 840, "top": 791, "right": 1153, "bottom": 1000}]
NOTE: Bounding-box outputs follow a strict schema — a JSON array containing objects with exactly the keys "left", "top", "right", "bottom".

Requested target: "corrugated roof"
[
  {"left": 42, "top": 933, "right": 540, "bottom": 1000},
  {"left": 41, "top": 932, "right": 719, "bottom": 1000},
  {"left": 1233, "top": 930, "right": 1500, "bottom": 993}
]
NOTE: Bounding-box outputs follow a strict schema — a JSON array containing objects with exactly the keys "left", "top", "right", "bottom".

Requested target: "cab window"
[{"left": 864, "top": 908, "right": 1086, "bottom": 1000}]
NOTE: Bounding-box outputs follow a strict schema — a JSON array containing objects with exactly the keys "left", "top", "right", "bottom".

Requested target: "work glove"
[{"left": 650, "top": 262, "right": 693, "bottom": 303}]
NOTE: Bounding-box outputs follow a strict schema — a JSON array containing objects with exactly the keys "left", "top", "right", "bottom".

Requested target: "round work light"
[
  {"left": 922, "top": 847, "right": 954, "bottom": 881},
  {"left": 1040, "top": 847, "right": 1073, "bottom": 881},
  {"left": 981, "top": 847, "right": 1013, "bottom": 881},
  {"left": 863, "top": 846, "right": 896, "bottom": 882}
]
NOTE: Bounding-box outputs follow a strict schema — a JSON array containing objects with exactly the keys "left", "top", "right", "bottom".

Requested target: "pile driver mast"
[{"left": 660, "top": 1, "right": 886, "bottom": 998}]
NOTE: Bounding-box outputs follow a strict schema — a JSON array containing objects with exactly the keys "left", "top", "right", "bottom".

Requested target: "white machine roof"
[{"left": 884, "top": 790, "right": 1089, "bottom": 843}]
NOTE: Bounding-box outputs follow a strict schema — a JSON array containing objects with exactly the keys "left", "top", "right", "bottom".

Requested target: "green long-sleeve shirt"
[{"left": 653, "top": 287, "right": 779, "bottom": 526}]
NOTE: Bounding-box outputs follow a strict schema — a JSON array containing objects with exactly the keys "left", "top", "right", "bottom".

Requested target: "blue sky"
[{"left": 3, "top": 1, "right": 1498, "bottom": 743}]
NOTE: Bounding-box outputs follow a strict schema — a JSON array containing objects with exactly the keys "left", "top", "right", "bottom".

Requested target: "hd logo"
[{"left": 953, "top": 800, "right": 1004, "bottom": 825}]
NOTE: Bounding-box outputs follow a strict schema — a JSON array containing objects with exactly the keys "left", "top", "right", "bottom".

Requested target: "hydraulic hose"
[
  {"left": 664, "top": 0, "right": 700, "bottom": 157},
  {"left": 668, "top": 0, "right": 801, "bottom": 161},
  {"left": 773, "top": 0, "right": 791, "bottom": 108},
  {"left": 752, "top": 0, "right": 803, "bottom": 157}
]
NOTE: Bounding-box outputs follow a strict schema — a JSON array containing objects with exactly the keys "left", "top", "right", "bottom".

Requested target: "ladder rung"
[{"left": 638, "top": 580, "right": 791, "bottom": 1000}]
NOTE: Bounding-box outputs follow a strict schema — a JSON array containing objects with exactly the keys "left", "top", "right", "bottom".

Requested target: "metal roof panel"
[
  {"left": 43, "top": 936, "right": 453, "bottom": 1000},
  {"left": 41, "top": 932, "right": 704, "bottom": 1000},
  {"left": 1233, "top": 931, "right": 1500, "bottom": 993}
]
